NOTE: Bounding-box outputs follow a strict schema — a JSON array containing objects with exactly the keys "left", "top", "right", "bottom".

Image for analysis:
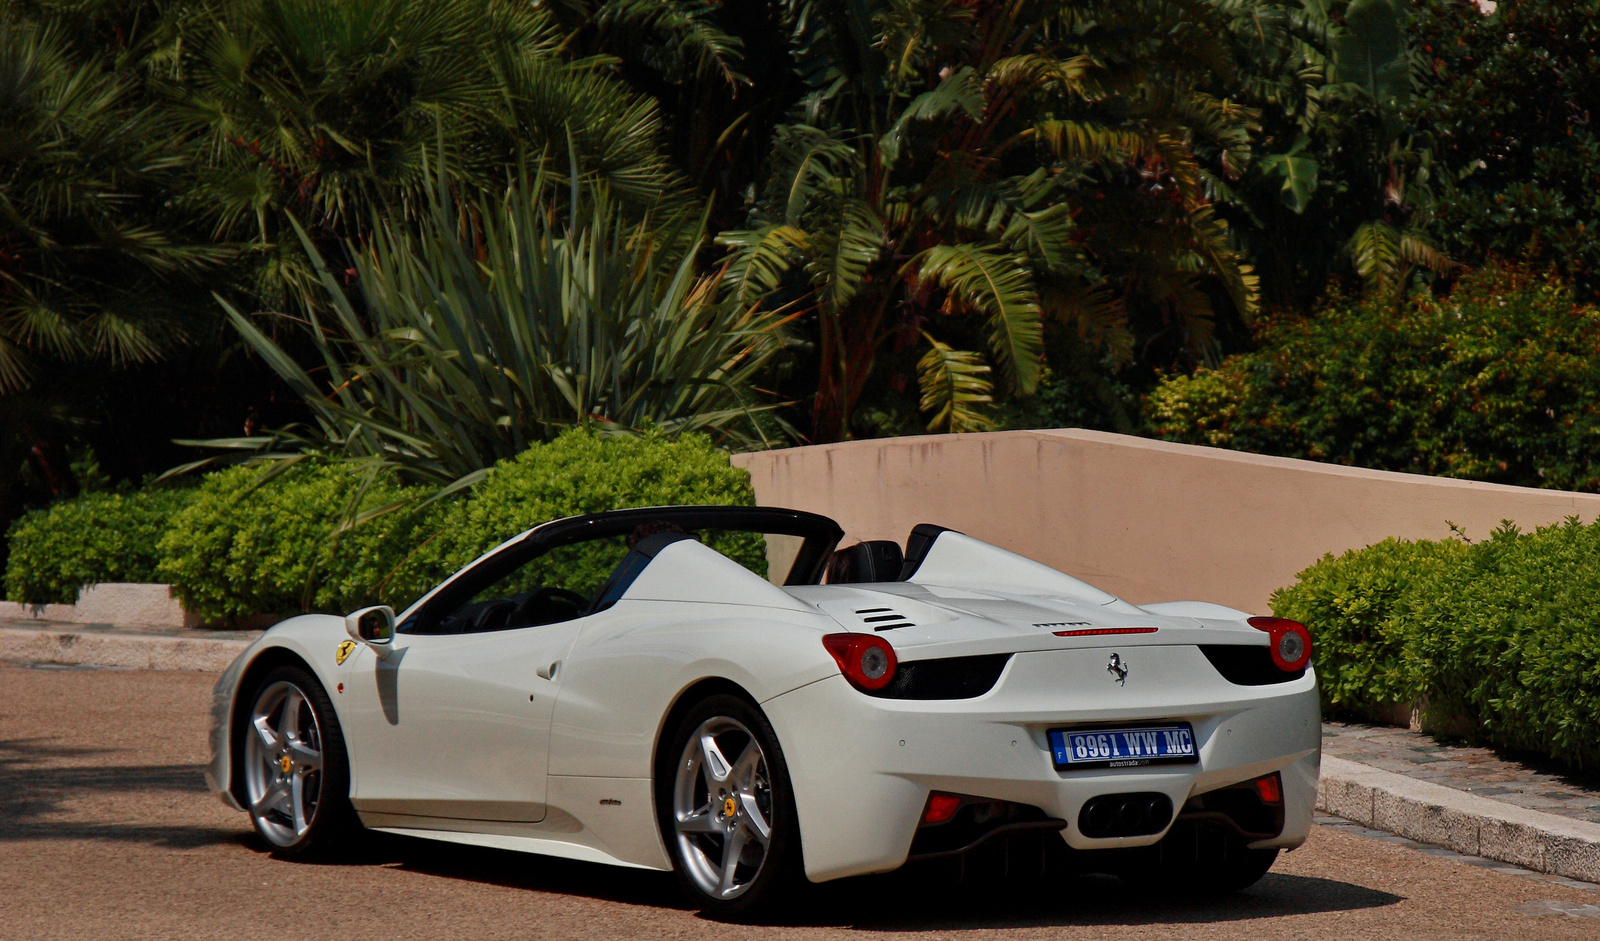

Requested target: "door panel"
[{"left": 340, "top": 618, "right": 585, "bottom": 823}]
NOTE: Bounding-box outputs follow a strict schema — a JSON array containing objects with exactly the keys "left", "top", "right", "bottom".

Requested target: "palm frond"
[
  {"left": 910, "top": 242, "right": 1043, "bottom": 393},
  {"left": 916, "top": 333, "right": 993, "bottom": 433}
]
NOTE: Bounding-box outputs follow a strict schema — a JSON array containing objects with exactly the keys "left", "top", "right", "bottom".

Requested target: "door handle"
[{"left": 536, "top": 660, "right": 560, "bottom": 680}]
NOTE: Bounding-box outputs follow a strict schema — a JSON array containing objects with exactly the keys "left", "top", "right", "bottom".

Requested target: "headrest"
[{"left": 825, "top": 540, "right": 905, "bottom": 584}]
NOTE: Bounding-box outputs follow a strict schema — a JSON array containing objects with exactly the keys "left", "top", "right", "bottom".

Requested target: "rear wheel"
[
  {"left": 659, "top": 694, "right": 803, "bottom": 921},
  {"left": 241, "top": 665, "right": 360, "bottom": 859}
]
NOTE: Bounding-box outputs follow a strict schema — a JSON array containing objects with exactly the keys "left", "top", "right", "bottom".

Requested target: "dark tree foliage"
[
  {"left": 1146, "top": 262, "right": 1600, "bottom": 491},
  {"left": 1410, "top": 0, "right": 1600, "bottom": 298}
]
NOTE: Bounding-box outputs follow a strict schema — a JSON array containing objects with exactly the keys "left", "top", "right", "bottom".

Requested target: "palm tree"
[
  {"left": 0, "top": 17, "right": 221, "bottom": 392},
  {"left": 717, "top": 0, "right": 1278, "bottom": 441},
  {"left": 181, "top": 167, "right": 794, "bottom": 498},
  {"left": 152, "top": 0, "right": 694, "bottom": 307}
]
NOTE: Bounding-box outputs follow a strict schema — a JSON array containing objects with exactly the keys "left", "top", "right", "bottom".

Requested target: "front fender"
[{"left": 204, "top": 615, "right": 351, "bottom": 810}]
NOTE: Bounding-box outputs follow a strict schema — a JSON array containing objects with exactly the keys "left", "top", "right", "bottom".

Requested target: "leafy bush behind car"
[
  {"left": 397, "top": 427, "right": 766, "bottom": 602},
  {"left": 6, "top": 428, "right": 759, "bottom": 620},
  {"left": 1147, "top": 264, "right": 1600, "bottom": 491},
  {"left": 155, "top": 463, "right": 446, "bottom": 621},
  {"left": 3, "top": 489, "right": 197, "bottom": 604},
  {"left": 1273, "top": 520, "right": 1600, "bottom": 769}
]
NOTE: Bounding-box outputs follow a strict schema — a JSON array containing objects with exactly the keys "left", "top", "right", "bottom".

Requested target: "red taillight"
[
  {"left": 922, "top": 792, "right": 962, "bottom": 825},
  {"left": 1253, "top": 772, "right": 1284, "bottom": 805},
  {"left": 1247, "top": 617, "right": 1312, "bottom": 672},
  {"left": 822, "top": 633, "right": 898, "bottom": 691}
]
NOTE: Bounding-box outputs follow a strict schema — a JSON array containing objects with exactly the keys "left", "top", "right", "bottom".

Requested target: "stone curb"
[
  {"left": 1319, "top": 754, "right": 1600, "bottom": 884},
  {"left": 0, "top": 623, "right": 252, "bottom": 673}
]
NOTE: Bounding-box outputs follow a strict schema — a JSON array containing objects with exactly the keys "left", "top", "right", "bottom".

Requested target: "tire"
[
  {"left": 239, "top": 664, "right": 361, "bottom": 859},
  {"left": 657, "top": 693, "right": 804, "bottom": 921}
]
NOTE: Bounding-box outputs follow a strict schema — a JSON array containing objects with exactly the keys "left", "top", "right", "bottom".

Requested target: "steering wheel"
[
  {"left": 470, "top": 599, "right": 517, "bottom": 633},
  {"left": 511, "top": 587, "right": 589, "bottom": 627}
]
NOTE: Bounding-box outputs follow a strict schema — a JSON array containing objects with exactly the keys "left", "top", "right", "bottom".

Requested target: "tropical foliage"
[
  {"left": 1410, "top": 0, "right": 1600, "bottom": 299},
  {"left": 5, "top": 0, "right": 1598, "bottom": 563},
  {"left": 194, "top": 168, "right": 792, "bottom": 498},
  {"left": 719, "top": 0, "right": 1288, "bottom": 439},
  {"left": 1146, "top": 262, "right": 1600, "bottom": 491}
]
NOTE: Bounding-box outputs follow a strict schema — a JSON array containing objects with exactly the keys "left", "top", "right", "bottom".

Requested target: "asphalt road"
[{"left": 2, "top": 662, "right": 1597, "bottom": 941}]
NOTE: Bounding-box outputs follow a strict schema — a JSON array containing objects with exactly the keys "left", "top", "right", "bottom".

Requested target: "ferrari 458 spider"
[{"left": 207, "top": 505, "right": 1319, "bottom": 918}]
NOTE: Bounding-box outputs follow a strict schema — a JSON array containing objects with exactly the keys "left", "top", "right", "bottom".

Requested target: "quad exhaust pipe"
[{"left": 1078, "top": 792, "right": 1174, "bottom": 838}]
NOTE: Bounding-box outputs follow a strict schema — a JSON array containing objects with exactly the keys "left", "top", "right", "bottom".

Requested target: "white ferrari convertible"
[{"left": 206, "top": 506, "right": 1319, "bottom": 918}]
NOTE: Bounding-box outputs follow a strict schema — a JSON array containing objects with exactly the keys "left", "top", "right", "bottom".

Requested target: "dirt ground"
[{"left": 2, "top": 662, "right": 1596, "bottom": 941}]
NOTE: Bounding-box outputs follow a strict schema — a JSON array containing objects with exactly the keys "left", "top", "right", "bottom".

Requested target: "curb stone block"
[
  {"left": 1547, "top": 834, "right": 1600, "bottom": 884},
  {"left": 1319, "top": 755, "right": 1600, "bottom": 885},
  {"left": 1372, "top": 791, "right": 1481, "bottom": 856},
  {"left": 1480, "top": 818, "right": 1547, "bottom": 872},
  {"left": 1318, "top": 776, "right": 1375, "bottom": 826}
]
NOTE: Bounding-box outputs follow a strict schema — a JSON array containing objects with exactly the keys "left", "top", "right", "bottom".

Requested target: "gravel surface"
[{"left": 3, "top": 661, "right": 1598, "bottom": 940}]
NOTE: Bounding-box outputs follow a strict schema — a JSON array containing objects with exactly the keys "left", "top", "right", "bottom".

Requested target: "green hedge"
[
  {"left": 155, "top": 463, "right": 446, "bottom": 621},
  {"left": 1147, "top": 264, "right": 1600, "bottom": 491},
  {"left": 398, "top": 427, "right": 764, "bottom": 602},
  {"left": 1273, "top": 520, "right": 1600, "bottom": 769},
  {"left": 3, "top": 489, "right": 197, "bottom": 604},
  {"left": 6, "top": 427, "right": 760, "bottom": 621}
]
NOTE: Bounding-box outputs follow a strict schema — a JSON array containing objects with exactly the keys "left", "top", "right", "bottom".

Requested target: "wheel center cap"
[
  {"left": 279, "top": 755, "right": 292, "bottom": 774},
  {"left": 723, "top": 796, "right": 737, "bottom": 818}
]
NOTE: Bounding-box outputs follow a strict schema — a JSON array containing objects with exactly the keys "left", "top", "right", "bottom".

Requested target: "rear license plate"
[{"left": 1049, "top": 725, "right": 1198, "bottom": 769}]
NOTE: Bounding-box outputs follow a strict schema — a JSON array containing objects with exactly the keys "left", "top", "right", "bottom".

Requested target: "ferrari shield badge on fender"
[{"left": 336, "top": 640, "right": 358, "bottom": 666}]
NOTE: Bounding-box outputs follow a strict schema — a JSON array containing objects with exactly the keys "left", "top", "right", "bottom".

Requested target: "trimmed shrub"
[
  {"left": 151, "top": 427, "right": 760, "bottom": 621},
  {"left": 1408, "top": 521, "right": 1600, "bottom": 768},
  {"left": 1271, "top": 537, "right": 1465, "bottom": 713},
  {"left": 3, "top": 488, "right": 196, "bottom": 604},
  {"left": 1147, "top": 264, "right": 1600, "bottom": 491},
  {"left": 402, "top": 427, "right": 764, "bottom": 601},
  {"left": 1275, "top": 520, "right": 1600, "bottom": 769},
  {"left": 156, "top": 464, "right": 449, "bottom": 621}
]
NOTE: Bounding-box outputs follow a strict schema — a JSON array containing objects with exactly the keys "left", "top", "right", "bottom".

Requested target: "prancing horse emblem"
[{"left": 1107, "top": 653, "right": 1128, "bottom": 686}]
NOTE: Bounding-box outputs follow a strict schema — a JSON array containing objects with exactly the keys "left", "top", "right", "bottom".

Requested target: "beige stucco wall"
[{"left": 732, "top": 429, "right": 1600, "bottom": 614}]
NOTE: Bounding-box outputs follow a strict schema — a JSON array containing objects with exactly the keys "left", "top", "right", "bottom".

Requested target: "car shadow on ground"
[
  {"left": 0, "top": 737, "right": 237, "bottom": 849},
  {"left": 798, "top": 871, "right": 1404, "bottom": 930},
  {"left": 357, "top": 832, "right": 1402, "bottom": 928}
]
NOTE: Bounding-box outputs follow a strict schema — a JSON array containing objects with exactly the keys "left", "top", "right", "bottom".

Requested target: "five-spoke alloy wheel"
[
  {"left": 240, "top": 665, "right": 358, "bottom": 858},
  {"left": 661, "top": 694, "right": 800, "bottom": 919}
]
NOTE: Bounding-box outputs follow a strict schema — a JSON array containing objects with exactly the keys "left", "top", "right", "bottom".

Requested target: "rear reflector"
[
  {"left": 1052, "top": 627, "right": 1159, "bottom": 638},
  {"left": 922, "top": 792, "right": 962, "bottom": 825},
  {"left": 1253, "top": 773, "right": 1283, "bottom": 805}
]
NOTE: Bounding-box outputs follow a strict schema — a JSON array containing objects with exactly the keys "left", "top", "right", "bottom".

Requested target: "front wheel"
[
  {"left": 658, "top": 694, "right": 803, "bottom": 921},
  {"left": 240, "top": 664, "right": 360, "bottom": 858}
]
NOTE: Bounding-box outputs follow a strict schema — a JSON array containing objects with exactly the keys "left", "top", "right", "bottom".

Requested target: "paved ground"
[
  {"left": 1323, "top": 720, "right": 1600, "bottom": 825},
  {"left": 3, "top": 662, "right": 1599, "bottom": 941}
]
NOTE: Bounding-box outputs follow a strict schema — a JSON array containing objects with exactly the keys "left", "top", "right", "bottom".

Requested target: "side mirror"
[{"left": 346, "top": 605, "right": 396, "bottom": 652}]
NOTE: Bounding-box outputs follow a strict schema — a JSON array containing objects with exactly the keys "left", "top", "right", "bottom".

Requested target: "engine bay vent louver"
[{"left": 855, "top": 606, "right": 915, "bottom": 631}]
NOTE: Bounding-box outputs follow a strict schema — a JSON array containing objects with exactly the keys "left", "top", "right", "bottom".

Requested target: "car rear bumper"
[{"left": 762, "top": 644, "right": 1320, "bottom": 883}]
